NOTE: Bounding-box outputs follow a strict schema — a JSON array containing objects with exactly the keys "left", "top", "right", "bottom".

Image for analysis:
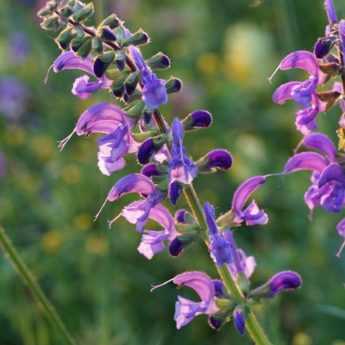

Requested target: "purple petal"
[
  {"left": 324, "top": 0, "right": 338, "bottom": 24},
  {"left": 242, "top": 200, "right": 269, "bottom": 226},
  {"left": 233, "top": 307, "right": 246, "bottom": 336},
  {"left": 141, "top": 163, "right": 161, "bottom": 177},
  {"left": 284, "top": 152, "right": 328, "bottom": 174},
  {"left": 168, "top": 181, "right": 183, "bottom": 205},
  {"left": 279, "top": 50, "right": 319, "bottom": 76},
  {"left": 318, "top": 163, "right": 345, "bottom": 187},
  {"left": 52, "top": 51, "right": 94, "bottom": 75},
  {"left": 173, "top": 271, "right": 215, "bottom": 302},
  {"left": 72, "top": 75, "right": 110, "bottom": 99},
  {"left": 231, "top": 176, "right": 266, "bottom": 214},
  {"left": 337, "top": 218, "right": 345, "bottom": 238},
  {"left": 272, "top": 81, "right": 301, "bottom": 104},
  {"left": 174, "top": 297, "right": 205, "bottom": 329},
  {"left": 183, "top": 110, "right": 213, "bottom": 130},
  {"left": 303, "top": 133, "right": 336, "bottom": 162},
  {"left": 107, "top": 173, "right": 155, "bottom": 202},
  {"left": 137, "top": 230, "right": 169, "bottom": 259},
  {"left": 268, "top": 271, "right": 302, "bottom": 297}
]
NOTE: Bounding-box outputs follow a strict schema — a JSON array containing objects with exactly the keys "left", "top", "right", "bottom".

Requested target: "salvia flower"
[
  {"left": 129, "top": 46, "right": 168, "bottom": 110},
  {"left": 168, "top": 118, "right": 198, "bottom": 204},
  {"left": 231, "top": 176, "right": 268, "bottom": 226},
  {"left": 272, "top": 51, "right": 325, "bottom": 134}
]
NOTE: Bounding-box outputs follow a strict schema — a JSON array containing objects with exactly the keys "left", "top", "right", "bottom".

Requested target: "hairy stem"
[{"left": 0, "top": 227, "right": 77, "bottom": 345}]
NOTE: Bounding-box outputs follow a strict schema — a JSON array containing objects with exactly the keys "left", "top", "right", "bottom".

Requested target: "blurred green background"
[{"left": 0, "top": 0, "right": 344, "bottom": 344}]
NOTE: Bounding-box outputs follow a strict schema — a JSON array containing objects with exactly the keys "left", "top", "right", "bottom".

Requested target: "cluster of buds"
[
  {"left": 38, "top": 0, "right": 302, "bottom": 338},
  {"left": 272, "top": 0, "right": 345, "bottom": 257}
]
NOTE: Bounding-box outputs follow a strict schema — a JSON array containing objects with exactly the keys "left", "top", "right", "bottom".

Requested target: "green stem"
[{"left": 0, "top": 227, "right": 77, "bottom": 345}]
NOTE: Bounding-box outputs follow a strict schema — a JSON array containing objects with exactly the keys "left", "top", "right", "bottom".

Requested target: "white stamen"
[
  {"left": 150, "top": 277, "right": 175, "bottom": 292},
  {"left": 57, "top": 129, "right": 76, "bottom": 151},
  {"left": 268, "top": 63, "right": 281, "bottom": 84},
  {"left": 107, "top": 213, "right": 122, "bottom": 229},
  {"left": 94, "top": 197, "right": 108, "bottom": 222},
  {"left": 44, "top": 64, "right": 53, "bottom": 85},
  {"left": 294, "top": 138, "right": 304, "bottom": 154},
  {"left": 336, "top": 239, "right": 345, "bottom": 258}
]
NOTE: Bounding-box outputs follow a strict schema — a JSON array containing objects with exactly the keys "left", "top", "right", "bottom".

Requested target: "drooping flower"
[
  {"left": 49, "top": 51, "right": 112, "bottom": 99},
  {"left": 272, "top": 51, "right": 325, "bottom": 134},
  {"left": 168, "top": 118, "right": 198, "bottom": 204},
  {"left": 97, "top": 173, "right": 164, "bottom": 232},
  {"left": 129, "top": 46, "right": 168, "bottom": 110},
  {"left": 284, "top": 132, "right": 345, "bottom": 213},
  {"left": 171, "top": 271, "right": 220, "bottom": 329},
  {"left": 231, "top": 176, "right": 268, "bottom": 226}
]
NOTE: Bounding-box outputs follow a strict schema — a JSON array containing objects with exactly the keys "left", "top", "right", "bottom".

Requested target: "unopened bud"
[
  {"left": 123, "top": 29, "right": 150, "bottom": 47},
  {"left": 72, "top": 2, "right": 94, "bottom": 22},
  {"left": 100, "top": 14, "right": 121, "bottom": 29},
  {"left": 146, "top": 52, "right": 171, "bottom": 69},
  {"left": 94, "top": 51, "right": 115, "bottom": 77},
  {"left": 166, "top": 77, "right": 182, "bottom": 94}
]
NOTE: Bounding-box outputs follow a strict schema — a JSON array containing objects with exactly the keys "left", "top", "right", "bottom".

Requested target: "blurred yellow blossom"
[
  {"left": 41, "top": 230, "right": 63, "bottom": 254},
  {"left": 224, "top": 22, "right": 274, "bottom": 88},
  {"left": 293, "top": 333, "right": 312, "bottom": 345},
  {"left": 85, "top": 236, "right": 109, "bottom": 255},
  {"left": 61, "top": 164, "right": 81, "bottom": 184},
  {"left": 73, "top": 213, "right": 92, "bottom": 231},
  {"left": 197, "top": 53, "right": 221, "bottom": 76},
  {"left": 30, "top": 135, "right": 54, "bottom": 162}
]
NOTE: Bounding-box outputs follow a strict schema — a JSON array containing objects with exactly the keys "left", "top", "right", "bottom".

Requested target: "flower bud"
[
  {"left": 55, "top": 28, "right": 75, "bottom": 50},
  {"left": 76, "top": 37, "right": 92, "bottom": 58},
  {"left": 137, "top": 136, "right": 166, "bottom": 164},
  {"left": 123, "top": 29, "right": 150, "bottom": 47},
  {"left": 115, "top": 51, "right": 126, "bottom": 70},
  {"left": 146, "top": 52, "right": 171, "bottom": 70},
  {"left": 166, "top": 77, "right": 183, "bottom": 94},
  {"left": 72, "top": 2, "right": 94, "bottom": 22},
  {"left": 141, "top": 163, "right": 161, "bottom": 177},
  {"left": 233, "top": 306, "right": 246, "bottom": 336},
  {"left": 59, "top": 5, "right": 74, "bottom": 17},
  {"left": 183, "top": 110, "right": 213, "bottom": 130},
  {"left": 99, "top": 26, "right": 117, "bottom": 41},
  {"left": 197, "top": 149, "right": 233, "bottom": 173},
  {"left": 125, "top": 71, "right": 140, "bottom": 95},
  {"left": 94, "top": 51, "right": 115, "bottom": 77},
  {"left": 175, "top": 209, "right": 195, "bottom": 224},
  {"left": 91, "top": 37, "right": 103, "bottom": 55},
  {"left": 40, "top": 15, "right": 63, "bottom": 32},
  {"left": 70, "top": 32, "right": 86, "bottom": 52},
  {"left": 100, "top": 14, "right": 121, "bottom": 29},
  {"left": 250, "top": 271, "right": 302, "bottom": 299},
  {"left": 314, "top": 37, "right": 334, "bottom": 59},
  {"left": 169, "top": 234, "right": 196, "bottom": 256}
]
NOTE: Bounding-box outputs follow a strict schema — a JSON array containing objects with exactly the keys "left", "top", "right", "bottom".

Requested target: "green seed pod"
[
  {"left": 55, "top": 28, "right": 75, "bottom": 50},
  {"left": 91, "top": 37, "right": 103, "bottom": 55},
  {"left": 40, "top": 14, "right": 63, "bottom": 32},
  {"left": 72, "top": 2, "right": 94, "bottom": 22},
  {"left": 76, "top": 37, "right": 92, "bottom": 58},
  {"left": 146, "top": 52, "right": 171, "bottom": 70},
  {"left": 100, "top": 14, "right": 121, "bottom": 29},
  {"left": 123, "top": 29, "right": 150, "bottom": 47}
]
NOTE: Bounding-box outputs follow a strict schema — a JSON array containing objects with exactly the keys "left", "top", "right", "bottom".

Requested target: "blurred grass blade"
[{"left": 316, "top": 304, "right": 345, "bottom": 320}]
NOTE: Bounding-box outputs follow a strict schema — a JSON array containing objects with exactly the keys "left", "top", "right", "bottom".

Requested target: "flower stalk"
[{"left": 0, "top": 227, "right": 77, "bottom": 345}]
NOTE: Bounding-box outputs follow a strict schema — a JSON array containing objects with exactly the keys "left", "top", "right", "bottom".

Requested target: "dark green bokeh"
[{"left": 0, "top": 0, "right": 344, "bottom": 344}]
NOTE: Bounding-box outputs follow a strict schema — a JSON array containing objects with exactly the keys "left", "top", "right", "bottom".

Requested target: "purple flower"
[
  {"left": 324, "top": 0, "right": 337, "bottom": 24},
  {"left": 0, "top": 77, "right": 28, "bottom": 120},
  {"left": 58, "top": 102, "right": 135, "bottom": 151},
  {"left": 204, "top": 202, "right": 232, "bottom": 266},
  {"left": 49, "top": 51, "right": 112, "bottom": 99},
  {"left": 231, "top": 176, "right": 268, "bottom": 226},
  {"left": 251, "top": 271, "right": 302, "bottom": 298},
  {"left": 168, "top": 119, "right": 198, "bottom": 204},
  {"left": 336, "top": 218, "right": 345, "bottom": 257},
  {"left": 197, "top": 149, "right": 233, "bottom": 173},
  {"left": 129, "top": 46, "right": 168, "bottom": 109},
  {"left": 233, "top": 306, "right": 246, "bottom": 336},
  {"left": 120, "top": 203, "right": 177, "bottom": 259},
  {"left": 183, "top": 109, "right": 213, "bottom": 130},
  {"left": 97, "top": 124, "right": 138, "bottom": 176},
  {"left": 100, "top": 174, "right": 164, "bottom": 231},
  {"left": 172, "top": 271, "right": 219, "bottom": 329},
  {"left": 284, "top": 133, "right": 345, "bottom": 213},
  {"left": 272, "top": 51, "right": 325, "bottom": 134}
]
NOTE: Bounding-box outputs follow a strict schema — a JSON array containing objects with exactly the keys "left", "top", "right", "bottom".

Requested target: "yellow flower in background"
[
  {"left": 292, "top": 333, "right": 312, "bottom": 345},
  {"left": 61, "top": 164, "right": 81, "bottom": 184},
  {"left": 73, "top": 213, "right": 92, "bottom": 231},
  {"left": 85, "top": 236, "right": 109, "bottom": 256},
  {"left": 5, "top": 126, "right": 26, "bottom": 146},
  {"left": 42, "top": 230, "right": 63, "bottom": 254},
  {"left": 197, "top": 53, "right": 221, "bottom": 76},
  {"left": 30, "top": 135, "right": 54, "bottom": 162},
  {"left": 224, "top": 22, "right": 274, "bottom": 88}
]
